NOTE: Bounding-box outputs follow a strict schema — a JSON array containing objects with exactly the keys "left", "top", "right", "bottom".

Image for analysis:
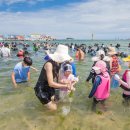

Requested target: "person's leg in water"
[
  {"left": 54, "top": 89, "right": 60, "bottom": 102},
  {"left": 92, "top": 98, "right": 99, "bottom": 112},
  {"left": 45, "top": 101, "right": 57, "bottom": 111},
  {"left": 122, "top": 94, "right": 130, "bottom": 106},
  {"left": 100, "top": 99, "right": 107, "bottom": 111},
  {"left": 34, "top": 86, "right": 57, "bottom": 111}
]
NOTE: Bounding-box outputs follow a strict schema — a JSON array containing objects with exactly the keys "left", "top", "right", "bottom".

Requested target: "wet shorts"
[
  {"left": 122, "top": 93, "right": 130, "bottom": 100},
  {"left": 34, "top": 83, "right": 55, "bottom": 105}
]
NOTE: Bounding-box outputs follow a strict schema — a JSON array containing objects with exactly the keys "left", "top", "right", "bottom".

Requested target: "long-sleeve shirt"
[
  {"left": 86, "top": 69, "right": 96, "bottom": 83},
  {"left": 88, "top": 76, "right": 101, "bottom": 98},
  {"left": 86, "top": 61, "right": 110, "bottom": 83},
  {"left": 86, "top": 62, "right": 96, "bottom": 83}
]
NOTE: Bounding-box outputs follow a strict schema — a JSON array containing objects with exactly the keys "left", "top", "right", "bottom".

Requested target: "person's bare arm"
[
  {"left": 45, "top": 62, "right": 70, "bottom": 89},
  {"left": 27, "top": 72, "right": 30, "bottom": 81},
  {"left": 11, "top": 72, "right": 17, "bottom": 88},
  {"left": 30, "top": 66, "right": 39, "bottom": 72},
  {"left": 110, "top": 57, "right": 112, "bottom": 69},
  {"left": 59, "top": 79, "right": 71, "bottom": 84}
]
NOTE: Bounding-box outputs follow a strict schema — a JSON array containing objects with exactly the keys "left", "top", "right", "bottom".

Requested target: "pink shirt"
[
  {"left": 60, "top": 74, "right": 78, "bottom": 83},
  {"left": 60, "top": 74, "right": 78, "bottom": 91}
]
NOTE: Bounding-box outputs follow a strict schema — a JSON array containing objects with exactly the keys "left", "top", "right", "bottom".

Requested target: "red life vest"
[{"left": 110, "top": 55, "right": 119, "bottom": 76}]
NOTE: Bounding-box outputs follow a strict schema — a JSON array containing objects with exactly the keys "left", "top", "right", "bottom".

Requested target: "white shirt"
[{"left": 1, "top": 47, "right": 11, "bottom": 57}]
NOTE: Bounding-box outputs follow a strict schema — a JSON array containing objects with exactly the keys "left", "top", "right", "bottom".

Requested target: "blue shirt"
[
  {"left": 70, "top": 62, "right": 77, "bottom": 77},
  {"left": 13, "top": 62, "right": 30, "bottom": 83}
]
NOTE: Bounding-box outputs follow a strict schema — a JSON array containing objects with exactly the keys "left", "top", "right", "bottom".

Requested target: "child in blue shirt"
[{"left": 11, "top": 57, "right": 32, "bottom": 88}]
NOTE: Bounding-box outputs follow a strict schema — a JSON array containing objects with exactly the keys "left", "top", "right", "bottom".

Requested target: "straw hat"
[
  {"left": 108, "top": 47, "right": 117, "bottom": 55},
  {"left": 48, "top": 44, "right": 71, "bottom": 63},
  {"left": 92, "top": 50, "right": 110, "bottom": 62},
  {"left": 122, "top": 55, "right": 130, "bottom": 62},
  {"left": 92, "top": 60, "right": 107, "bottom": 72}
]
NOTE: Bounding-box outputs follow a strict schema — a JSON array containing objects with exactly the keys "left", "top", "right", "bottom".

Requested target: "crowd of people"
[{"left": 0, "top": 41, "right": 130, "bottom": 112}]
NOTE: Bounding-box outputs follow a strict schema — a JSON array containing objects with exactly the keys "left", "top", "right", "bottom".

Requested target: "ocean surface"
[{"left": 0, "top": 39, "right": 130, "bottom": 130}]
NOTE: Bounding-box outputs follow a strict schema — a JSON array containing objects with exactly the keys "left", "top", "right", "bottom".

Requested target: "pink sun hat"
[{"left": 92, "top": 60, "right": 107, "bottom": 72}]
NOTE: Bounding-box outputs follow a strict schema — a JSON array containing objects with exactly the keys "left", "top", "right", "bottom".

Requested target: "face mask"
[{"left": 95, "top": 69, "right": 101, "bottom": 74}]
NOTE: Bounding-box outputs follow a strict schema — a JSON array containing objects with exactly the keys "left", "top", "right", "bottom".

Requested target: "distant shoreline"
[{"left": 0, "top": 39, "right": 130, "bottom": 42}]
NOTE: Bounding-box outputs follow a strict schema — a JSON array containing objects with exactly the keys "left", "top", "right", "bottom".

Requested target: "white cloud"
[
  {"left": 0, "top": 0, "right": 51, "bottom": 5},
  {"left": 0, "top": 0, "right": 130, "bottom": 39}
]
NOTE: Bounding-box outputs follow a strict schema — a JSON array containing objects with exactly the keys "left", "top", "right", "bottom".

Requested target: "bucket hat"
[
  {"left": 92, "top": 49, "right": 110, "bottom": 61},
  {"left": 108, "top": 47, "right": 117, "bottom": 55},
  {"left": 92, "top": 60, "right": 107, "bottom": 72},
  {"left": 48, "top": 44, "right": 71, "bottom": 63}
]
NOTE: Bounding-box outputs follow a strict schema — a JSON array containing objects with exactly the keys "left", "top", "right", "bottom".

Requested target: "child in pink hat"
[{"left": 88, "top": 60, "right": 110, "bottom": 111}]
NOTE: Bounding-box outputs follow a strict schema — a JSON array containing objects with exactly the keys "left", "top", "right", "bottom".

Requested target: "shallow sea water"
[{"left": 0, "top": 40, "right": 130, "bottom": 130}]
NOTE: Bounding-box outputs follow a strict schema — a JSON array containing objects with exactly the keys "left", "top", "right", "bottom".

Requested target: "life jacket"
[
  {"left": 110, "top": 55, "right": 119, "bottom": 76},
  {"left": 94, "top": 72, "right": 110, "bottom": 100},
  {"left": 122, "top": 70, "right": 130, "bottom": 95},
  {"left": 122, "top": 70, "right": 129, "bottom": 82}
]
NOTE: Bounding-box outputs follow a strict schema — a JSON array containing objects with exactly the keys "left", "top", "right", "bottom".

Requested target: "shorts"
[
  {"left": 34, "top": 83, "right": 55, "bottom": 104},
  {"left": 122, "top": 93, "right": 130, "bottom": 100}
]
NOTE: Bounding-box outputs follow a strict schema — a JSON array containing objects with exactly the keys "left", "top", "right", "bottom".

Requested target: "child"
[
  {"left": 59, "top": 64, "right": 79, "bottom": 100},
  {"left": 108, "top": 47, "right": 120, "bottom": 88},
  {"left": 114, "top": 55, "right": 130, "bottom": 104},
  {"left": 88, "top": 60, "right": 110, "bottom": 111},
  {"left": 11, "top": 56, "right": 32, "bottom": 88},
  {"left": 86, "top": 49, "right": 110, "bottom": 84}
]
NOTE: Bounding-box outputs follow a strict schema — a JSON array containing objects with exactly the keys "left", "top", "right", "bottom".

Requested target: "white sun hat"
[
  {"left": 92, "top": 49, "right": 110, "bottom": 62},
  {"left": 108, "top": 47, "right": 117, "bottom": 55},
  {"left": 48, "top": 44, "right": 71, "bottom": 63}
]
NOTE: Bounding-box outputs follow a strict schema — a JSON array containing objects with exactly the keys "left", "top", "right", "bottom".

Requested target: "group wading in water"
[{"left": 1, "top": 41, "right": 130, "bottom": 112}]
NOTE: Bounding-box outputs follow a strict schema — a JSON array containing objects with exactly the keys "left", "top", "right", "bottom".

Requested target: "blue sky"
[
  {"left": 0, "top": 0, "right": 130, "bottom": 39},
  {"left": 0, "top": 0, "right": 85, "bottom": 12}
]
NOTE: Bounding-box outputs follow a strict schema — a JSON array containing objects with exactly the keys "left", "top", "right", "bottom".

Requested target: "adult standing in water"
[
  {"left": 0, "top": 43, "right": 11, "bottom": 57},
  {"left": 75, "top": 47, "right": 85, "bottom": 61},
  {"left": 34, "top": 45, "right": 72, "bottom": 111}
]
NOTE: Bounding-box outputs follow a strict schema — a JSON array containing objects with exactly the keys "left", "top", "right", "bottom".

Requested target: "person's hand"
[
  {"left": 34, "top": 68, "right": 39, "bottom": 72},
  {"left": 66, "top": 83, "right": 71, "bottom": 90},
  {"left": 14, "top": 83, "right": 18, "bottom": 88},
  {"left": 71, "top": 86, "right": 76, "bottom": 91},
  {"left": 114, "top": 74, "right": 121, "bottom": 81},
  {"left": 74, "top": 76, "right": 79, "bottom": 82}
]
